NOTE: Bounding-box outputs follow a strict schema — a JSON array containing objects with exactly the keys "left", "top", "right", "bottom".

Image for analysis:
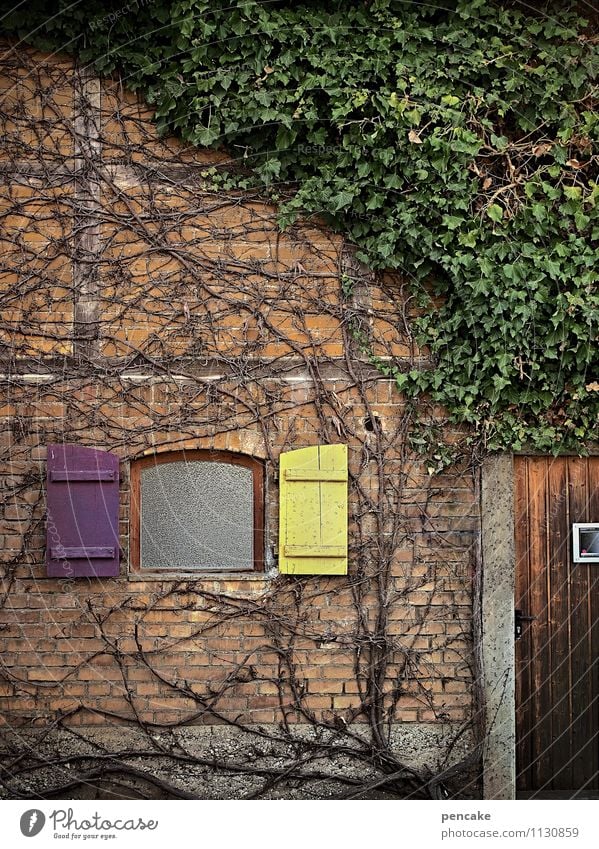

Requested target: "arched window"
[{"left": 130, "top": 450, "right": 264, "bottom": 573}]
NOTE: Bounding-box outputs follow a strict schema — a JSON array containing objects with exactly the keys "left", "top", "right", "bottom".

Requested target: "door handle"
[{"left": 515, "top": 608, "right": 535, "bottom": 640}]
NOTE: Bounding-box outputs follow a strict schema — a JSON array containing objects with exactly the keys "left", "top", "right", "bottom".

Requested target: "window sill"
[{"left": 126, "top": 568, "right": 278, "bottom": 583}]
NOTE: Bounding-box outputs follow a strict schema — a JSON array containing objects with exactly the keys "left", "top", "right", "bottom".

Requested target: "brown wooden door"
[{"left": 515, "top": 456, "right": 599, "bottom": 797}]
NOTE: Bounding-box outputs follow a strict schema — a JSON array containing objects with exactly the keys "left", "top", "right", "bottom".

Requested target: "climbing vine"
[{"left": 2, "top": 0, "right": 598, "bottom": 451}]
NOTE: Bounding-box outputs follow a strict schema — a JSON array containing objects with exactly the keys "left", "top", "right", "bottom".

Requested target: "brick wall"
[{"left": 0, "top": 46, "right": 478, "bottom": 734}]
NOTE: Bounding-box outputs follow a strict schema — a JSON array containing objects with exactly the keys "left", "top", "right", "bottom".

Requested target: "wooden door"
[{"left": 515, "top": 456, "right": 599, "bottom": 797}]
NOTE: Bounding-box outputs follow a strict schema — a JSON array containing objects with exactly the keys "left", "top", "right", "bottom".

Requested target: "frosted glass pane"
[{"left": 140, "top": 461, "right": 254, "bottom": 570}]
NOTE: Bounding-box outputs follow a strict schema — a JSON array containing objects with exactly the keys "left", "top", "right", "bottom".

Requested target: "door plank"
[
  {"left": 515, "top": 457, "right": 533, "bottom": 790},
  {"left": 586, "top": 458, "right": 599, "bottom": 792},
  {"left": 568, "top": 458, "right": 596, "bottom": 791},
  {"left": 527, "top": 457, "right": 553, "bottom": 790},
  {"left": 547, "top": 458, "right": 571, "bottom": 792}
]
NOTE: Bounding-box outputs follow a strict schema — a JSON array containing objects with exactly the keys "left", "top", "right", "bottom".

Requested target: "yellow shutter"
[{"left": 279, "top": 444, "right": 348, "bottom": 575}]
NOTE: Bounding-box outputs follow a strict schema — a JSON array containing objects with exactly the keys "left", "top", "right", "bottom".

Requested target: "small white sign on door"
[{"left": 572, "top": 523, "right": 599, "bottom": 563}]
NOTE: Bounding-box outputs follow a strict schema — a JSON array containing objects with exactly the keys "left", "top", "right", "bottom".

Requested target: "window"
[{"left": 130, "top": 450, "right": 264, "bottom": 573}]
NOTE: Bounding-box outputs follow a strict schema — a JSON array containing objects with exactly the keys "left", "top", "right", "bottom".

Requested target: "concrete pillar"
[{"left": 481, "top": 454, "right": 516, "bottom": 799}]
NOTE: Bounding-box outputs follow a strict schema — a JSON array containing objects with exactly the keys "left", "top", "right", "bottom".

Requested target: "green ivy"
[{"left": 3, "top": 0, "right": 597, "bottom": 452}]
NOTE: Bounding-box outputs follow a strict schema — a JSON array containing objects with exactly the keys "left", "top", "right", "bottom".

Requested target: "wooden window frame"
[{"left": 130, "top": 449, "right": 265, "bottom": 574}]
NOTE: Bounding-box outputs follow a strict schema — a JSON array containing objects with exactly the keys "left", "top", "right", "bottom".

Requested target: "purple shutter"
[{"left": 46, "top": 444, "right": 120, "bottom": 578}]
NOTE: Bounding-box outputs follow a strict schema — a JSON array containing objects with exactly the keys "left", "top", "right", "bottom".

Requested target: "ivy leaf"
[
  {"left": 486, "top": 203, "right": 503, "bottom": 222},
  {"left": 563, "top": 185, "right": 582, "bottom": 201},
  {"left": 331, "top": 191, "right": 355, "bottom": 211},
  {"left": 275, "top": 125, "right": 296, "bottom": 150},
  {"left": 442, "top": 214, "right": 463, "bottom": 230}
]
